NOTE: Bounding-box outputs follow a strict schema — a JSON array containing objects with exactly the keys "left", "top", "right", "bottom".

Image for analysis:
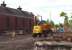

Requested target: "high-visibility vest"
[{"left": 33, "top": 25, "right": 42, "bottom": 33}]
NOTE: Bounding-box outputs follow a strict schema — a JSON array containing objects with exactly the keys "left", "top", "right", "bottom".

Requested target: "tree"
[
  {"left": 69, "top": 20, "right": 72, "bottom": 28},
  {"left": 45, "top": 19, "right": 49, "bottom": 24},
  {"left": 55, "top": 24, "right": 59, "bottom": 28},
  {"left": 60, "top": 12, "right": 66, "bottom": 16},
  {"left": 64, "top": 16, "right": 69, "bottom": 26},
  {"left": 68, "top": 16, "right": 72, "bottom": 28},
  {"left": 60, "top": 11, "right": 69, "bottom": 26},
  {"left": 54, "top": 24, "right": 60, "bottom": 31},
  {"left": 50, "top": 20, "right": 54, "bottom": 27}
]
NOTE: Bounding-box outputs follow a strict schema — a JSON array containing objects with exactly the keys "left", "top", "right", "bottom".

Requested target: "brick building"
[{"left": 0, "top": 1, "right": 34, "bottom": 34}]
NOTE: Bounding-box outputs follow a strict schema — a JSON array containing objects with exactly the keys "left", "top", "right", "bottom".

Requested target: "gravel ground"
[{"left": 0, "top": 34, "right": 34, "bottom": 50}]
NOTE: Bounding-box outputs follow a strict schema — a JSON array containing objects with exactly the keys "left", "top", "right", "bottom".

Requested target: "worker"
[
  {"left": 57, "top": 24, "right": 64, "bottom": 32},
  {"left": 58, "top": 27, "right": 64, "bottom": 32}
]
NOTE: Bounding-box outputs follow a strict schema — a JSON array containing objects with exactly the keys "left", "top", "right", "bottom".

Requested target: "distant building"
[{"left": 0, "top": 1, "right": 34, "bottom": 34}]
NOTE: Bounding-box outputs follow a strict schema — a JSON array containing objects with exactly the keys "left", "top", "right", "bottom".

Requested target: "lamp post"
[{"left": 49, "top": 10, "right": 51, "bottom": 22}]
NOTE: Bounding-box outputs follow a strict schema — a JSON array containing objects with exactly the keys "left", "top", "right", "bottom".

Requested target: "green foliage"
[
  {"left": 46, "top": 19, "right": 49, "bottom": 23},
  {"left": 68, "top": 19, "right": 72, "bottom": 28},
  {"left": 60, "top": 12, "right": 69, "bottom": 26},
  {"left": 71, "top": 16, "right": 72, "bottom": 18},
  {"left": 60, "top": 12, "right": 67, "bottom": 16},
  {"left": 46, "top": 19, "right": 51, "bottom": 24},
  {"left": 50, "top": 20, "right": 54, "bottom": 26},
  {"left": 55, "top": 24, "right": 59, "bottom": 28},
  {"left": 46, "top": 19, "right": 55, "bottom": 26}
]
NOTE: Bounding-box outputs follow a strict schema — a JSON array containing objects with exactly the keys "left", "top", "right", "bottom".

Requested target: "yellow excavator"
[{"left": 32, "top": 22, "right": 53, "bottom": 38}]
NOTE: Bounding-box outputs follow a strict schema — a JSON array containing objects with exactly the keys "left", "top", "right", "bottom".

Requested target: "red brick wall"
[
  {"left": 9, "top": 16, "right": 16, "bottom": 30},
  {"left": 0, "top": 15, "right": 7, "bottom": 31},
  {"left": 16, "top": 17, "right": 24, "bottom": 30},
  {"left": 0, "top": 14, "right": 34, "bottom": 33}
]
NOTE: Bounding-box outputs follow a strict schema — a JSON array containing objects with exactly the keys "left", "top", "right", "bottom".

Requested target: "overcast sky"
[{"left": 0, "top": 0, "right": 72, "bottom": 24}]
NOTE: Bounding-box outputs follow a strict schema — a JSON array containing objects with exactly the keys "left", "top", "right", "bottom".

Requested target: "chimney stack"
[
  {"left": 17, "top": 6, "right": 22, "bottom": 10},
  {"left": 1, "top": 1, "right": 6, "bottom": 7}
]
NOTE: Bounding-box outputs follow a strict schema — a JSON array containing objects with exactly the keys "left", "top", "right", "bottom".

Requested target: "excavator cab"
[
  {"left": 32, "top": 22, "right": 53, "bottom": 38},
  {"left": 32, "top": 25, "right": 42, "bottom": 38}
]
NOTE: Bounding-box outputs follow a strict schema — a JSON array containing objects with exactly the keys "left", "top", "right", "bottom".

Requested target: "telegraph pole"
[
  {"left": 49, "top": 10, "right": 51, "bottom": 22},
  {"left": 41, "top": 16, "right": 42, "bottom": 21}
]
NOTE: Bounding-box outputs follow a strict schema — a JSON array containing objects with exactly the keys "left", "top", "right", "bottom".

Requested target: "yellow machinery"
[
  {"left": 33, "top": 25, "right": 42, "bottom": 33},
  {"left": 32, "top": 25, "right": 42, "bottom": 37},
  {"left": 32, "top": 22, "right": 52, "bottom": 37},
  {"left": 32, "top": 17, "right": 72, "bottom": 44},
  {"left": 41, "top": 23, "right": 52, "bottom": 30}
]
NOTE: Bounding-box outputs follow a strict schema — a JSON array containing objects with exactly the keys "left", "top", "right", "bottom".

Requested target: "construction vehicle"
[
  {"left": 32, "top": 20, "right": 72, "bottom": 41},
  {"left": 32, "top": 24, "right": 42, "bottom": 37},
  {"left": 32, "top": 22, "right": 53, "bottom": 38}
]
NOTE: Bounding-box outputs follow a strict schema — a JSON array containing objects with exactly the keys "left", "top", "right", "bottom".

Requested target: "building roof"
[{"left": 0, "top": 4, "right": 34, "bottom": 18}]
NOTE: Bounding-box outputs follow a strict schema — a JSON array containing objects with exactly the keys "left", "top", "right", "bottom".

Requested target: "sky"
[{"left": 0, "top": 0, "right": 72, "bottom": 24}]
